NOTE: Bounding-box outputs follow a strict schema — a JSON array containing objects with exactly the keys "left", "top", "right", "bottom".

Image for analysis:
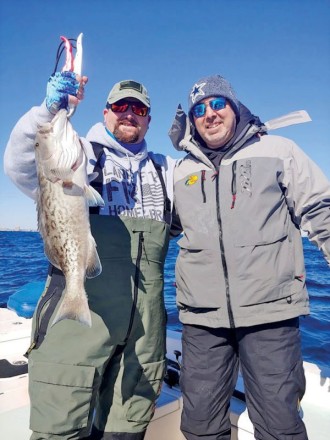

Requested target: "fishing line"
[{"left": 52, "top": 38, "right": 77, "bottom": 75}]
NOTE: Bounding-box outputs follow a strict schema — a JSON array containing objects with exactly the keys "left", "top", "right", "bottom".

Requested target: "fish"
[{"left": 34, "top": 108, "right": 104, "bottom": 327}]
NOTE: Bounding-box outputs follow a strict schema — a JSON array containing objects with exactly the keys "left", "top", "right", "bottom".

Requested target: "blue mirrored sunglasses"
[{"left": 192, "top": 97, "right": 226, "bottom": 118}]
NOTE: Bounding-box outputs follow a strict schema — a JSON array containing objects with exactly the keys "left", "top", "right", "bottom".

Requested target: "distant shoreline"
[{"left": 0, "top": 229, "right": 38, "bottom": 233}]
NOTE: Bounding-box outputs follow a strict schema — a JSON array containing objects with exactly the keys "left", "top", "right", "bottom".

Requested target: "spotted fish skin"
[{"left": 35, "top": 109, "right": 104, "bottom": 327}]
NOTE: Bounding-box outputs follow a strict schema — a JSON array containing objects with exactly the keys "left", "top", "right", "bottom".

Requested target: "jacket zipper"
[
  {"left": 215, "top": 170, "right": 235, "bottom": 328},
  {"left": 124, "top": 231, "right": 144, "bottom": 343},
  {"left": 201, "top": 170, "right": 206, "bottom": 203},
  {"left": 231, "top": 161, "right": 237, "bottom": 209}
]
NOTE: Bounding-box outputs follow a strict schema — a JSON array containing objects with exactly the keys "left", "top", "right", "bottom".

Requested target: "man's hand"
[{"left": 45, "top": 71, "right": 88, "bottom": 115}]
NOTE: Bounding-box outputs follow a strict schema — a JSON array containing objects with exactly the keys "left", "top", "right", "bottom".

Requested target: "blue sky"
[{"left": 1, "top": 0, "right": 329, "bottom": 230}]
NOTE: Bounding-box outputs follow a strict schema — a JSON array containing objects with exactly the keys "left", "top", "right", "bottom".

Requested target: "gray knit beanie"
[{"left": 188, "top": 75, "right": 240, "bottom": 119}]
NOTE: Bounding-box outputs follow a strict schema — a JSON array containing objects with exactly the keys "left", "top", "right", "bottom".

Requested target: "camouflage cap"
[{"left": 106, "top": 80, "right": 150, "bottom": 107}]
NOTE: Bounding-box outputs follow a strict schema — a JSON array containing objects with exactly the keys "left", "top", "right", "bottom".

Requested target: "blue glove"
[{"left": 45, "top": 71, "right": 79, "bottom": 115}]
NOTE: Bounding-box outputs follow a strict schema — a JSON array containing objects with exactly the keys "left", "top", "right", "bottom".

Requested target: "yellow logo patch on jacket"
[{"left": 185, "top": 175, "right": 198, "bottom": 186}]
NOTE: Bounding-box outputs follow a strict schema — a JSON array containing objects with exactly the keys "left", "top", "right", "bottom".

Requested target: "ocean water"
[{"left": 0, "top": 231, "right": 329, "bottom": 368}]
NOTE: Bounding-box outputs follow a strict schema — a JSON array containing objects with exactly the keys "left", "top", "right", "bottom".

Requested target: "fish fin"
[
  {"left": 44, "top": 248, "right": 60, "bottom": 269},
  {"left": 51, "top": 288, "right": 92, "bottom": 328},
  {"left": 86, "top": 238, "right": 102, "bottom": 279},
  {"left": 43, "top": 166, "right": 74, "bottom": 183},
  {"left": 62, "top": 181, "right": 84, "bottom": 196},
  {"left": 88, "top": 172, "right": 99, "bottom": 183},
  {"left": 84, "top": 184, "right": 105, "bottom": 207}
]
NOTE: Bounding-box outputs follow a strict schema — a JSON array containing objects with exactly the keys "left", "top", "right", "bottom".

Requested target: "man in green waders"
[{"left": 4, "top": 71, "right": 176, "bottom": 439}]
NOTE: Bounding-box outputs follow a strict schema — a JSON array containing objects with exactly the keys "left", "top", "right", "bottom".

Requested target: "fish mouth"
[{"left": 53, "top": 109, "right": 70, "bottom": 135}]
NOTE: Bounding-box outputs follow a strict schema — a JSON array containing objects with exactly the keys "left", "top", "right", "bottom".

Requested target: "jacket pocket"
[
  {"left": 176, "top": 247, "right": 225, "bottom": 308},
  {"left": 234, "top": 233, "right": 295, "bottom": 306},
  {"left": 126, "top": 359, "right": 166, "bottom": 422},
  {"left": 29, "top": 361, "right": 95, "bottom": 434}
]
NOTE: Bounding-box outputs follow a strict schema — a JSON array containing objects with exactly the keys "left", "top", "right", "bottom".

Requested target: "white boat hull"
[{"left": 0, "top": 308, "right": 329, "bottom": 439}]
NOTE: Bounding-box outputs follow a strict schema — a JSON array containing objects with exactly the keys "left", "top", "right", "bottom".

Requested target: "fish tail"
[{"left": 51, "top": 288, "right": 92, "bottom": 328}]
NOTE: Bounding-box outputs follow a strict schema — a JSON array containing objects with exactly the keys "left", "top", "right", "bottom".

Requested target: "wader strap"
[
  {"left": 31, "top": 264, "right": 65, "bottom": 351},
  {"left": 90, "top": 142, "right": 106, "bottom": 215},
  {"left": 150, "top": 159, "right": 172, "bottom": 225},
  {"left": 89, "top": 142, "right": 171, "bottom": 223}
]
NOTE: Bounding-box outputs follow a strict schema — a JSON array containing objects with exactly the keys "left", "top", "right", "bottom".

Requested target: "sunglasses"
[
  {"left": 191, "top": 97, "right": 226, "bottom": 118},
  {"left": 108, "top": 100, "right": 149, "bottom": 117}
]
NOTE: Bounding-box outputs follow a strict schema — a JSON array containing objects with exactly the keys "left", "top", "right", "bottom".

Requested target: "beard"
[{"left": 113, "top": 121, "right": 140, "bottom": 143}]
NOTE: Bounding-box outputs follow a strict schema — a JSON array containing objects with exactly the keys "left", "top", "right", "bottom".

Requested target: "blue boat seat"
[{"left": 7, "top": 281, "right": 45, "bottom": 318}]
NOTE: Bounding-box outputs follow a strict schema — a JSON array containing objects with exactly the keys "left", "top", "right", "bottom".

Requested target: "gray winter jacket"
[{"left": 169, "top": 106, "right": 330, "bottom": 328}]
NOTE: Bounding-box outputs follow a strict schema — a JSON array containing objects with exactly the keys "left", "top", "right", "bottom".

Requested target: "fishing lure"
[
  {"left": 52, "top": 33, "right": 83, "bottom": 76},
  {"left": 51, "top": 33, "right": 84, "bottom": 117}
]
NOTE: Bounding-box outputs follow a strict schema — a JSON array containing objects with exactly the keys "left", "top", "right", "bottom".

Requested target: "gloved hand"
[{"left": 45, "top": 71, "right": 80, "bottom": 115}]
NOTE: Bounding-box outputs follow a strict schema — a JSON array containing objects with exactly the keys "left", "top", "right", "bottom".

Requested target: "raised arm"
[{"left": 4, "top": 72, "right": 87, "bottom": 200}]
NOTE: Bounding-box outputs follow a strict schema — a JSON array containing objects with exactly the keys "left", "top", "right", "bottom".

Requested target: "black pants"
[{"left": 180, "top": 318, "right": 308, "bottom": 440}]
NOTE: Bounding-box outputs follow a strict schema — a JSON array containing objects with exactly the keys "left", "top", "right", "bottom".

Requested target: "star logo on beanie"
[{"left": 190, "top": 82, "right": 206, "bottom": 104}]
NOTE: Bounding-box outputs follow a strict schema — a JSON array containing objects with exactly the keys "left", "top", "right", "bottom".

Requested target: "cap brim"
[{"left": 107, "top": 90, "right": 150, "bottom": 107}]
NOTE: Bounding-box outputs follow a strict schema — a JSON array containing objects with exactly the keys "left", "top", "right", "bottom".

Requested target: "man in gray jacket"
[
  {"left": 169, "top": 74, "right": 330, "bottom": 440},
  {"left": 4, "top": 72, "right": 175, "bottom": 440}
]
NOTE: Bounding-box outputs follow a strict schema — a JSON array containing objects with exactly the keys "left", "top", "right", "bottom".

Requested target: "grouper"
[{"left": 34, "top": 108, "right": 104, "bottom": 327}]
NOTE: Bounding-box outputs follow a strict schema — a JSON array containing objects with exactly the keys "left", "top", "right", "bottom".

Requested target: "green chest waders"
[
  {"left": 27, "top": 141, "right": 172, "bottom": 438},
  {"left": 27, "top": 215, "right": 170, "bottom": 439}
]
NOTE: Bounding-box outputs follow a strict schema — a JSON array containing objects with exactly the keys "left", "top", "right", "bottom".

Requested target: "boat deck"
[{"left": 1, "top": 311, "right": 329, "bottom": 439}]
